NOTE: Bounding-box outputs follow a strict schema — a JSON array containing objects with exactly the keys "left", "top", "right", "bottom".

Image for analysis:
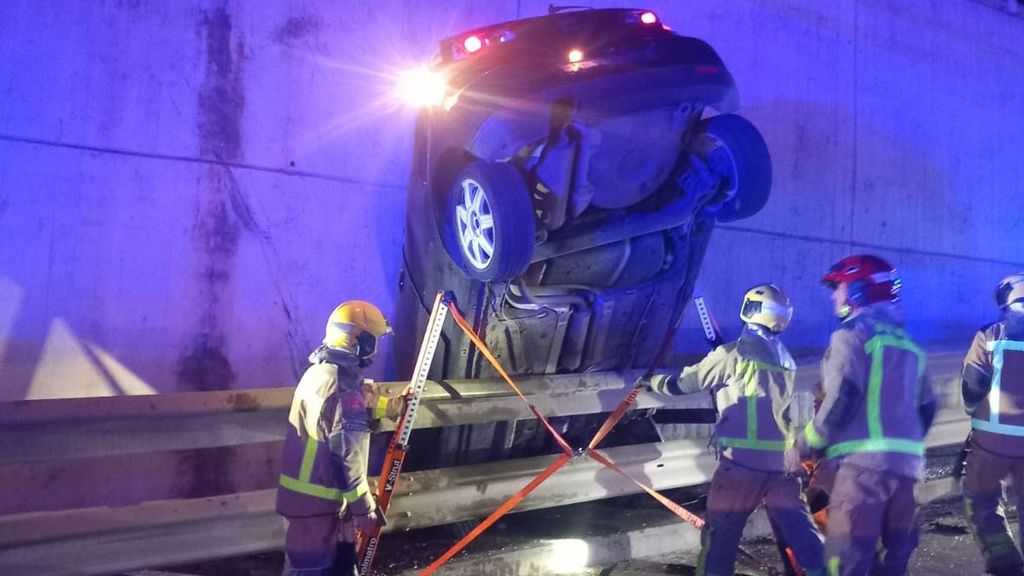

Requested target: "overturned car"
[{"left": 393, "top": 7, "right": 772, "bottom": 465}]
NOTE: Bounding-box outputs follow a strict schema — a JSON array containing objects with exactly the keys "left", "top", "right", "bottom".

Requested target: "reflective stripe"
[
  {"left": 373, "top": 395, "right": 390, "bottom": 420},
  {"left": 828, "top": 328, "right": 925, "bottom": 459},
  {"left": 741, "top": 359, "right": 790, "bottom": 374},
  {"left": 977, "top": 340, "right": 1024, "bottom": 435},
  {"left": 828, "top": 556, "right": 840, "bottom": 576},
  {"left": 985, "top": 340, "right": 1024, "bottom": 352},
  {"left": 826, "top": 438, "right": 924, "bottom": 458},
  {"left": 723, "top": 359, "right": 792, "bottom": 453},
  {"left": 746, "top": 385, "right": 758, "bottom": 447},
  {"left": 342, "top": 479, "right": 370, "bottom": 503},
  {"left": 279, "top": 473, "right": 344, "bottom": 501},
  {"left": 741, "top": 361, "right": 759, "bottom": 396},
  {"left": 299, "top": 436, "right": 317, "bottom": 482},
  {"left": 867, "top": 340, "right": 885, "bottom": 438},
  {"left": 864, "top": 331, "right": 925, "bottom": 376},
  {"left": 278, "top": 435, "right": 346, "bottom": 503},
  {"left": 718, "top": 437, "right": 787, "bottom": 451},
  {"left": 972, "top": 418, "right": 1024, "bottom": 436},
  {"left": 804, "top": 421, "right": 828, "bottom": 449},
  {"left": 988, "top": 340, "right": 1003, "bottom": 422}
]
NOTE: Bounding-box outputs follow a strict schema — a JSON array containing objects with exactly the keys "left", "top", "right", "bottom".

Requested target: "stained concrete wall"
[
  {"left": 668, "top": 0, "right": 1024, "bottom": 356},
  {"left": 0, "top": 0, "right": 1021, "bottom": 401}
]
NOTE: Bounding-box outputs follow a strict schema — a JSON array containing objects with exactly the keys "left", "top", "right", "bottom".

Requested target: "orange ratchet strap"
[
  {"left": 420, "top": 454, "right": 571, "bottom": 574},
  {"left": 446, "top": 301, "right": 574, "bottom": 457},
  {"left": 419, "top": 298, "right": 702, "bottom": 575}
]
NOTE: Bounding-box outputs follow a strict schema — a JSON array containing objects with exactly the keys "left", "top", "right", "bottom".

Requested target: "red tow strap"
[{"left": 419, "top": 300, "right": 703, "bottom": 576}]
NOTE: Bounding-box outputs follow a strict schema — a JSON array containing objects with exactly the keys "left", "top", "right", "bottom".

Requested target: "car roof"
[{"left": 437, "top": 8, "right": 670, "bottom": 65}]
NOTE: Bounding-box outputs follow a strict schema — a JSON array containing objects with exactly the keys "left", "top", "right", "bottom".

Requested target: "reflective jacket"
[
  {"left": 802, "top": 303, "right": 935, "bottom": 479},
  {"left": 276, "top": 348, "right": 374, "bottom": 518},
  {"left": 963, "top": 321, "right": 1024, "bottom": 457},
  {"left": 653, "top": 326, "right": 797, "bottom": 472}
]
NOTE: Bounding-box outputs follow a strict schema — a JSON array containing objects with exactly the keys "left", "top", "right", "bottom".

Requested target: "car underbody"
[{"left": 391, "top": 8, "right": 772, "bottom": 469}]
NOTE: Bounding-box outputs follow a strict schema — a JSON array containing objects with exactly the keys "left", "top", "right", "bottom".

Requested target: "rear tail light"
[
  {"left": 622, "top": 9, "right": 663, "bottom": 28},
  {"left": 450, "top": 28, "right": 516, "bottom": 60}
]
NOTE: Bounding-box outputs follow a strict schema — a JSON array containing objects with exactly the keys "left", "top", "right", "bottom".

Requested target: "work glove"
[
  {"left": 362, "top": 379, "right": 407, "bottom": 423},
  {"left": 350, "top": 509, "right": 381, "bottom": 535},
  {"left": 793, "top": 430, "right": 824, "bottom": 461},
  {"left": 338, "top": 508, "right": 382, "bottom": 542},
  {"left": 639, "top": 374, "right": 680, "bottom": 395},
  {"left": 343, "top": 493, "right": 383, "bottom": 539}
]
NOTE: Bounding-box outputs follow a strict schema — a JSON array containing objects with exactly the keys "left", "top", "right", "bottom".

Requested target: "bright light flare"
[
  {"left": 463, "top": 35, "right": 483, "bottom": 53},
  {"left": 568, "top": 49, "right": 584, "bottom": 63},
  {"left": 640, "top": 11, "right": 658, "bottom": 24},
  {"left": 547, "top": 539, "right": 589, "bottom": 573},
  {"left": 395, "top": 67, "right": 447, "bottom": 108}
]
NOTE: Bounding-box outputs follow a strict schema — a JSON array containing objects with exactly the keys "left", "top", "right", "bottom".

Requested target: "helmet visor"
[{"left": 356, "top": 332, "right": 377, "bottom": 359}]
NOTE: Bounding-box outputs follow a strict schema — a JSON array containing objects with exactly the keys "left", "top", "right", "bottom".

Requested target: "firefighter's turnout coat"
[
  {"left": 277, "top": 347, "right": 375, "bottom": 519},
  {"left": 653, "top": 326, "right": 798, "bottom": 471}
]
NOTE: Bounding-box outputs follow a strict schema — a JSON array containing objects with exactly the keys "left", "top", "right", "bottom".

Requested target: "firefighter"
[
  {"left": 961, "top": 273, "right": 1024, "bottom": 576},
  {"left": 276, "top": 301, "right": 405, "bottom": 576},
  {"left": 795, "top": 254, "right": 937, "bottom": 576},
  {"left": 646, "top": 284, "right": 825, "bottom": 576}
]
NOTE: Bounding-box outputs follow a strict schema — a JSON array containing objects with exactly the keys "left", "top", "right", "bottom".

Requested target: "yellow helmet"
[
  {"left": 739, "top": 284, "right": 793, "bottom": 333},
  {"left": 996, "top": 273, "right": 1024, "bottom": 309},
  {"left": 324, "top": 300, "right": 392, "bottom": 358}
]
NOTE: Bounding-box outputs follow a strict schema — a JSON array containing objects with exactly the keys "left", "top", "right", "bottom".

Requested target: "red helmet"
[{"left": 822, "top": 254, "right": 900, "bottom": 307}]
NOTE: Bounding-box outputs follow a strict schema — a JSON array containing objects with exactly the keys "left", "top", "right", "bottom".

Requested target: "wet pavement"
[
  {"left": 585, "top": 496, "right": 995, "bottom": 576},
  {"left": 148, "top": 486, "right": 1003, "bottom": 576},
  {"left": 143, "top": 450, "right": 999, "bottom": 576}
]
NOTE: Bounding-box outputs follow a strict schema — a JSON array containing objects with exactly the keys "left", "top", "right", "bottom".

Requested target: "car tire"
[
  {"left": 697, "top": 114, "right": 772, "bottom": 222},
  {"left": 444, "top": 160, "right": 536, "bottom": 282}
]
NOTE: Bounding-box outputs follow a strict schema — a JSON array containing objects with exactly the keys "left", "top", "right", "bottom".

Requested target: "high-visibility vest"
[
  {"left": 716, "top": 358, "right": 793, "bottom": 453},
  {"left": 825, "top": 322, "right": 927, "bottom": 459},
  {"left": 971, "top": 339, "right": 1024, "bottom": 436}
]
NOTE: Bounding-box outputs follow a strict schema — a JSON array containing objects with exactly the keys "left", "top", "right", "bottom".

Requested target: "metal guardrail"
[{"left": 0, "top": 348, "right": 968, "bottom": 575}]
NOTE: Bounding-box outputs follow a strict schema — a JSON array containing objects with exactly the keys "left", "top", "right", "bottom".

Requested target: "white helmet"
[
  {"left": 996, "top": 274, "right": 1024, "bottom": 311},
  {"left": 739, "top": 284, "right": 793, "bottom": 333}
]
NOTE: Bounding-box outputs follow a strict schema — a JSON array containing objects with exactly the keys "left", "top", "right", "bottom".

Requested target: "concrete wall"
[
  {"left": 0, "top": 0, "right": 1021, "bottom": 401},
  {"left": 667, "top": 0, "right": 1024, "bottom": 356}
]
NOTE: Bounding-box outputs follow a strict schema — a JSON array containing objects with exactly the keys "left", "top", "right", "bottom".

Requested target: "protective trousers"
[
  {"left": 281, "top": 515, "right": 357, "bottom": 576},
  {"left": 824, "top": 464, "right": 917, "bottom": 576},
  {"left": 963, "top": 441, "right": 1024, "bottom": 576},
  {"left": 697, "top": 459, "right": 824, "bottom": 576}
]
